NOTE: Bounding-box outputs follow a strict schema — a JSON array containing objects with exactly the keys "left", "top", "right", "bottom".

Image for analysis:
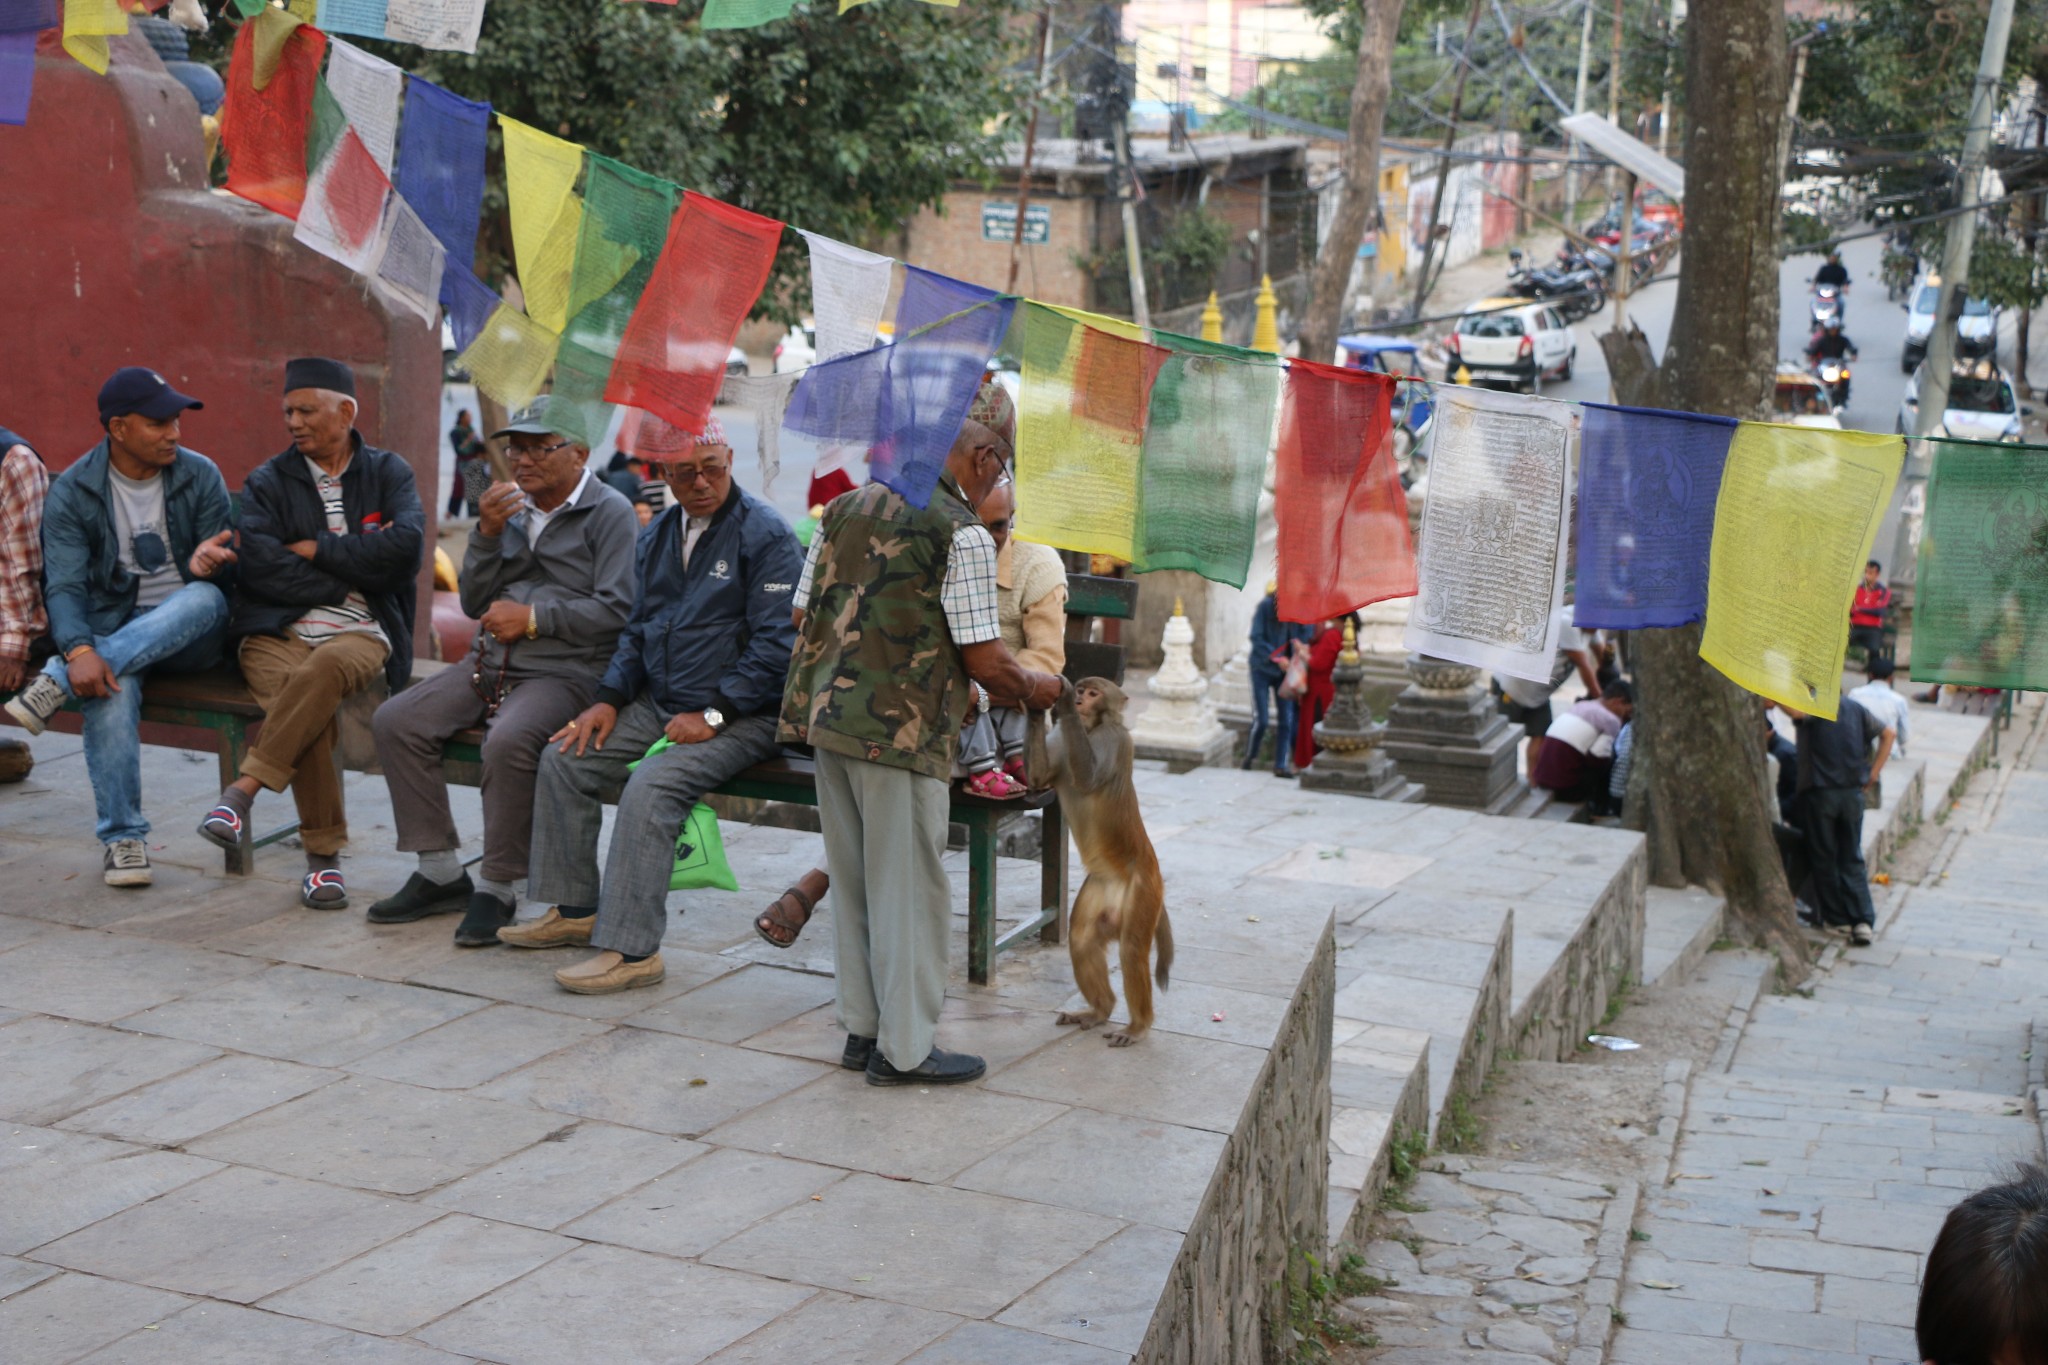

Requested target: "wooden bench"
[{"left": 8, "top": 572, "right": 1141, "bottom": 986}]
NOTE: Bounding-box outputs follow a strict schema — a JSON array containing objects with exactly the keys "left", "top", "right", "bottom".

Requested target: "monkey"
[{"left": 1045, "top": 676, "right": 1173, "bottom": 1046}]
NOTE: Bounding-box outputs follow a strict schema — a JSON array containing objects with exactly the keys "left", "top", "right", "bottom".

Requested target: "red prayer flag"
[
  {"left": 605, "top": 191, "right": 785, "bottom": 436},
  {"left": 1274, "top": 360, "right": 1413, "bottom": 623},
  {"left": 220, "top": 15, "right": 326, "bottom": 219}
]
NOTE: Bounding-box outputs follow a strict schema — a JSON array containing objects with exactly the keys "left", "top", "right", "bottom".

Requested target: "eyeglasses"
[
  {"left": 508, "top": 440, "right": 576, "bottom": 463},
  {"left": 662, "top": 462, "right": 729, "bottom": 485}
]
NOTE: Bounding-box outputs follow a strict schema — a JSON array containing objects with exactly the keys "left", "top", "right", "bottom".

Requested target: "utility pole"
[
  {"left": 1568, "top": 0, "right": 1594, "bottom": 228},
  {"left": 1606, "top": 0, "right": 1623, "bottom": 203},
  {"left": 1113, "top": 125, "right": 1152, "bottom": 327},
  {"left": 1777, "top": 30, "right": 1815, "bottom": 192},
  {"left": 1656, "top": 0, "right": 1678, "bottom": 158},
  {"left": 1889, "top": 0, "right": 2017, "bottom": 604},
  {"left": 1408, "top": 0, "right": 1487, "bottom": 319},
  {"left": 1006, "top": 3, "right": 1056, "bottom": 295}
]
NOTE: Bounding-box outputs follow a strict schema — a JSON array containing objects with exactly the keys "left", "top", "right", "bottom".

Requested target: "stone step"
[
  {"left": 1642, "top": 886, "right": 1727, "bottom": 989},
  {"left": 1326, "top": 1028, "right": 1431, "bottom": 1252}
]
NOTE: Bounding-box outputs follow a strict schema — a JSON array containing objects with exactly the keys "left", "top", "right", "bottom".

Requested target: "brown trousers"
[{"left": 238, "top": 632, "right": 389, "bottom": 856}]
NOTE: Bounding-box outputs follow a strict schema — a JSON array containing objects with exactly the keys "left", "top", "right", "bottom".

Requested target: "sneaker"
[
  {"left": 841, "top": 1034, "right": 876, "bottom": 1071},
  {"left": 452, "top": 892, "right": 515, "bottom": 948},
  {"left": 103, "top": 838, "right": 152, "bottom": 888},
  {"left": 1850, "top": 922, "right": 1874, "bottom": 946},
  {"left": 496, "top": 907, "right": 594, "bottom": 949},
  {"left": 865, "top": 1046, "right": 986, "bottom": 1087},
  {"left": 4, "top": 671, "right": 67, "bottom": 737},
  {"left": 554, "top": 950, "right": 665, "bottom": 995},
  {"left": 366, "top": 871, "right": 475, "bottom": 923}
]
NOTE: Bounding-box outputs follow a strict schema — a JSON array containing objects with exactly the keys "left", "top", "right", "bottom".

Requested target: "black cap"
[
  {"left": 284, "top": 357, "right": 357, "bottom": 398},
  {"left": 98, "top": 367, "right": 204, "bottom": 425}
]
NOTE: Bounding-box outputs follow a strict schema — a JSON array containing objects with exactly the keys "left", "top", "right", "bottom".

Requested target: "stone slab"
[
  {"left": 345, "top": 1003, "right": 612, "bottom": 1090},
  {"left": 0, "top": 1273, "right": 192, "bottom": 1365},
  {"left": 984, "top": 1028, "right": 1269, "bottom": 1135},
  {"left": 0, "top": 1126, "right": 219, "bottom": 1256},
  {"left": 57, "top": 1054, "right": 337, "bottom": 1147},
  {"left": 123, "top": 964, "right": 487, "bottom": 1067},
  {"left": 0, "top": 926, "right": 264, "bottom": 1023},
  {"left": 422, "top": 1121, "right": 707, "bottom": 1231},
  {"left": 561, "top": 1146, "right": 844, "bottom": 1259},
  {"left": 74, "top": 1299, "right": 476, "bottom": 1362},
  {"left": 0, "top": 1016, "right": 220, "bottom": 1126},
  {"left": 993, "top": 1222, "right": 1182, "bottom": 1355},
  {"left": 954, "top": 1107, "right": 1226, "bottom": 1232},
  {"left": 476, "top": 1028, "right": 829, "bottom": 1137}
]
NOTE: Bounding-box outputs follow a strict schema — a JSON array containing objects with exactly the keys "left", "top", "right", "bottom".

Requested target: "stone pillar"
[
  {"left": 1298, "top": 621, "right": 1423, "bottom": 801},
  {"left": 1132, "top": 600, "right": 1237, "bottom": 772},
  {"left": 1381, "top": 654, "right": 1530, "bottom": 813}
]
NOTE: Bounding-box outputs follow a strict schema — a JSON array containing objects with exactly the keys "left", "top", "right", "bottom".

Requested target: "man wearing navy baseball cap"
[
  {"left": 4, "top": 367, "right": 236, "bottom": 888},
  {"left": 197, "top": 358, "right": 423, "bottom": 912}
]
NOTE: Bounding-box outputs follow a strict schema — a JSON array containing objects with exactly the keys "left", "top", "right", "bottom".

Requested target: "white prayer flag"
[
  {"left": 719, "top": 371, "right": 800, "bottom": 489},
  {"left": 370, "top": 195, "right": 447, "bottom": 326},
  {"left": 294, "top": 129, "right": 392, "bottom": 276},
  {"left": 324, "top": 40, "right": 403, "bottom": 175},
  {"left": 1404, "top": 386, "right": 1579, "bottom": 682},
  {"left": 798, "top": 229, "right": 894, "bottom": 362},
  {"left": 382, "top": 0, "right": 484, "bottom": 55}
]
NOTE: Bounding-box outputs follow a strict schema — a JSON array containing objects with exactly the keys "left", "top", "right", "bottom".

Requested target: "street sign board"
[{"left": 981, "top": 202, "right": 1051, "bottom": 244}]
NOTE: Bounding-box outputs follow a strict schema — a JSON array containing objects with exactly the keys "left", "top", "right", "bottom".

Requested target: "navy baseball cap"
[{"left": 98, "top": 367, "right": 203, "bottom": 425}]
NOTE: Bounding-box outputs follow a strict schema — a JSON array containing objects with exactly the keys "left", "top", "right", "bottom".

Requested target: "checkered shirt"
[
  {"left": 0, "top": 443, "right": 49, "bottom": 662},
  {"left": 794, "top": 521, "right": 1002, "bottom": 646}
]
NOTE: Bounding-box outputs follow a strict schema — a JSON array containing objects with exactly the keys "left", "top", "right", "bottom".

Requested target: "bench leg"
[
  {"left": 1039, "top": 801, "right": 1068, "bottom": 946},
  {"left": 966, "top": 808, "right": 997, "bottom": 986}
]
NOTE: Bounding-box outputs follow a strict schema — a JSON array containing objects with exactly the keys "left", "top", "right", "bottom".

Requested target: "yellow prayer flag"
[
  {"left": 500, "top": 116, "right": 586, "bottom": 333},
  {"left": 62, "top": 0, "right": 127, "bottom": 75},
  {"left": 457, "top": 303, "right": 561, "bottom": 412},
  {"left": 1700, "top": 422, "right": 1903, "bottom": 719},
  {"left": 248, "top": 4, "right": 306, "bottom": 91},
  {"left": 1043, "top": 303, "right": 1147, "bottom": 343}
]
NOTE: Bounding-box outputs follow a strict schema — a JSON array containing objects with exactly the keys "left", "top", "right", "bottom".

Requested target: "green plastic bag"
[{"left": 627, "top": 739, "right": 740, "bottom": 892}]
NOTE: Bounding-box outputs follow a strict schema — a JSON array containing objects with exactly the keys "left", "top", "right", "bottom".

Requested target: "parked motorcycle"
[{"left": 1506, "top": 249, "right": 1607, "bottom": 321}]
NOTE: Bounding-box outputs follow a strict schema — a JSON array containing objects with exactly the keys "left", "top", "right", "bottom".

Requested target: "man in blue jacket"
[
  {"left": 502, "top": 419, "right": 801, "bottom": 994},
  {"left": 195, "top": 359, "right": 424, "bottom": 911},
  {"left": 4, "top": 368, "right": 235, "bottom": 887}
]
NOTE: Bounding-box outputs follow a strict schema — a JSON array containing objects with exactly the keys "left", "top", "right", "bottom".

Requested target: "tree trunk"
[
  {"left": 1298, "top": 0, "right": 1407, "bottom": 367},
  {"left": 1603, "top": 0, "right": 1811, "bottom": 977}
]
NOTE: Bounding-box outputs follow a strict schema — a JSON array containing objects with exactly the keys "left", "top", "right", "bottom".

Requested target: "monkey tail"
[{"left": 1155, "top": 909, "right": 1174, "bottom": 989}]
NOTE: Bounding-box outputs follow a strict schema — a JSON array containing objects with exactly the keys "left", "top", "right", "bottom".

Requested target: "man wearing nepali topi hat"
[{"left": 195, "top": 358, "right": 424, "bottom": 912}]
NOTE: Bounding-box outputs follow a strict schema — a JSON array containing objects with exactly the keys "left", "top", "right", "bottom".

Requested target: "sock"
[
  {"left": 306, "top": 849, "right": 339, "bottom": 873},
  {"left": 418, "top": 849, "right": 464, "bottom": 884},
  {"left": 618, "top": 952, "right": 650, "bottom": 963},
  {"left": 556, "top": 904, "right": 597, "bottom": 919},
  {"left": 216, "top": 785, "right": 254, "bottom": 822},
  {"left": 477, "top": 877, "right": 516, "bottom": 906}
]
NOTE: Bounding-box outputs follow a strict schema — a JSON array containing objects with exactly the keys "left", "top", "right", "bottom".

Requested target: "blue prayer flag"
[
  {"left": 315, "top": 0, "right": 390, "bottom": 41},
  {"left": 1573, "top": 403, "right": 1739, "bottom": 630},
  {"left": 0, "top": 0, "right": 57, "bottom": 32},
  {"left": 393, "top": 75, "right": 488, "bottom": 308},
  {"left": 443, "top": 267, "right": 500, "bottom": 353}
]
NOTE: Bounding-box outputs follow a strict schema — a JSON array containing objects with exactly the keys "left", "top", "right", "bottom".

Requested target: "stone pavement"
[{"left": 1612, "top": 700, "right": 2048, "bottom": 1363}]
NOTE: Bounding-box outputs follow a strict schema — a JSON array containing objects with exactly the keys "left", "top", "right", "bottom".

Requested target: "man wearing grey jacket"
[{"left": 368, "top": 397, "right": 637, "bottom": 945}]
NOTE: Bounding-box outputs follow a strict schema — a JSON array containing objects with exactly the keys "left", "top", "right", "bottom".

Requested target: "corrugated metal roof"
[{"left": 1558, "top": 113, "right": 1686, "bottom": 198}]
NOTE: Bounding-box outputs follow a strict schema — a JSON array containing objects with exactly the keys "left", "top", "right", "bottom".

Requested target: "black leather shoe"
[
  {"left": 841, "top": 1035, "right": 876, "bottom": 1071},
  {"left": 366, "top": 872, "right": 475, "bottom": 923},
  {"left": 453, "top": 892, "right": 516, "bottom": 947},
  {"left": 865, "top": 1046, "right": 986, "bottom": 1087}
]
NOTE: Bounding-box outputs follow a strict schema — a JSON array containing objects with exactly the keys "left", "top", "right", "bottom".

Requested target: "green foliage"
[
  {"left": 1084, "top": 207, "right": 1233, "bottom": 314},
  {"left": 1280, "top": 1248, "right": 1378, "bottom": 1363},
  {"left": 1438, "top": 1093, "right": 1482, "bottom": 1152},
  {"left": 1966, "top": 231, "right": 2048, "bottom": 314},
  {"left": 1386, "top": 1125, "right": 1429, "bottom": 1186}
]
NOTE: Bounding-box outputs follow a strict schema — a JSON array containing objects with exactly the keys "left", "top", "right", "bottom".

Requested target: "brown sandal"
[{"left": 755, "top": 884, "right": 815, "bottom": 948}]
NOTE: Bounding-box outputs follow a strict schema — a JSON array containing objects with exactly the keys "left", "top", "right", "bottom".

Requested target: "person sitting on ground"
[
  {"left": 1777, "top": 695, "right": 1893, "bottom": 947},
  {"left": 5, "top": 368, "right": 234, "bottom": 887},
  {"left": 1495, "top": 605, "right": 1601, "bottom": 776},
  {"left": 498, "top": 419, "right": 802, "bottom": 995},
  {"left": 1915, "top": 1163, "right": 2048, "bottom": 1365},
  {"left": 1849, "top": 560, "right": 1890, "bottom": 663},
  {"left": 197, "top": 359, "right": 424, "bottom": 911},
  {"left": 368, "top": 397, "right": 637, "bottom": 945},
  {"left": 1847, "top": 655, "right": 1909, "bottom": 760},
  {"left": 754, "top": 449, "right": 1067, "bottom": 949},
  {"left": 1530, "top": 679, "right": 1634, "bottom": 804},
  {"left": 0, "top": 423, "right": 49, "bottom": 784}
]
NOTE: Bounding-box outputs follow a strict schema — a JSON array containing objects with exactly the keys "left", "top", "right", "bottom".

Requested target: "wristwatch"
[
  {"left": 702, "top": 706, "right": 726, "bottom": 733},
  {"left": 524, "top": 608, "right": 540, "bottom": 640}
]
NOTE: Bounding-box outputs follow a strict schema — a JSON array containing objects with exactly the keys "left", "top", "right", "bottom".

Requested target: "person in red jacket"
[
  {"left": 1849, "top": 560, "right": 1890, "bottom": 662},
  {"left": 1292, "top": 614, "right": 1354, "bottom": 772}
]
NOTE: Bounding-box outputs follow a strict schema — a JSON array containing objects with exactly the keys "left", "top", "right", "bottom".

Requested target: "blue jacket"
[
  {"left": 1248, "top": 593, "right": 1314, "bottom": 677},
  {"left": 41, "top": 440, "right": 234, "bottom": 654},
  {"left": 595, "top": 483, "right": 802, "bottom": 720}
]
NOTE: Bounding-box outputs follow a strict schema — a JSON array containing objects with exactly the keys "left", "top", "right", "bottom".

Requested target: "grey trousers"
[
  {"left": 373, "top": 664, "right": 595, "bottom": 883},
  {"left": 954, "top": 705, "right": 1029, "bottom": 777},
  {"left": 529, "top": 696, "right": 779, "bottom": 957},
  {"left": 814, "top": 747, "right": 952, "bottom": 1070}
]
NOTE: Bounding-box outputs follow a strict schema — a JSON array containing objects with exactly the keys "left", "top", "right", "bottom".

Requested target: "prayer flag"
[
  {"left": 1013, "top": 302, "right": 1168, "bottom": 563},
  {"left": 551, "top": 155, "right": 679, "bottom": 445},
  {"left": 499, "top": 114, "right": 584, "bottom": 331},
  {"left": 392, "top": 76, "right": 488, "bottom": 288},
  {"left": 382, "top": 0, "right": 483, "bottom": 54},
  {"left": 0, "top": 30, "right": 33, "bottom": 125},
  {"left": 1700, "top": 423, "right": 1903, "bottom": 718},
  {"left": 702, "top": 0, "right": 794, "bottom": 28},
  {"left": 294, "top": 126, "right": 392, "bottom": 273},
  {"left": 798, "top": 230, "right": 894, "bottom": 363},
  {"left": 316, "top": 0, "right": 390, "bottom": 45},
  {"left": 1404, "top": 386, "right": 1576, "bottom": 680},
  {"left": 61, "top": 0, "right": 124, "bottom": 74},
  {"left": 607, "top": 191, "right": 784, "bottom": 436},
  {"left": 1273, "top": 359, "right": 1409, "bottom": 620},
  {"left": 221, "top": 12, "right": 327, "bottom": 218},
  {"left": 0, "top": 0, "right": 58, "bottom": 33},
  {"left": 1132, "top": 331, "right": 1281, "bottom": 588},
  {"left": 1573, "top": 403, "right": 1738, "bottom": 630},
  {"left": 248, "top": 3, "right": 309, "bottom": 89},
  {"left": 369, "top": 194, "right": 445, "bottom": 326},
  {"left": 1913, "top": 437, "right": 2048, "bottom": 692},
  {"left": 458, "top": 302, "right": 559, "bottom": 411},
  {"left": 443, "top": 266, "right": 499, "bottom": 351},
  {"left": 719, "top": 372, "right": 799, "bottom": 488},
  {"left": 323, "top": 39, "right": 401, "bottom": 173},
  {"left": 895, "top": 264, "right": 1006, "bottom": 339}
]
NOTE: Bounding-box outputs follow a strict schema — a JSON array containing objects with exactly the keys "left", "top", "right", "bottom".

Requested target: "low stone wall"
[
  {"left": 1513, "top": 843, "right": 1648, "bottom": 1063},
  {"left": 1138, "top": 920, "right": 1335, "bottom": 1365},
  {"left": 1446, "top": 912, "right": 1515, "bottom": 1111},
  {"left": 1337, "top": 1054, "right": 1431, "bottom": 1252}
]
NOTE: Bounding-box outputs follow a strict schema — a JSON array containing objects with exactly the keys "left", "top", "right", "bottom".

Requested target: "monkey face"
[{"left": 1073, "top": 676, "right": 1126, "bottom": 725}]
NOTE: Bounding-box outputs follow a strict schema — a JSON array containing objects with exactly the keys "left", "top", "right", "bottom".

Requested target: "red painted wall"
[{"left": 0, "top": 33, "right": 442, "bottom": 654}]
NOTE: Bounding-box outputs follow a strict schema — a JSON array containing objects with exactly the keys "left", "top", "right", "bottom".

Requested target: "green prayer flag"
[
  {"left": 551, "top": 154, "right": 679, "bottom": 445},
  {"left": 305, "top": 76, "right": 347, "bottom": 172},
  {"left": 703, "top": 0, "right": 797, "bottom": 29},
  {"left": 1912, "top": 436, "right": 2048, "bottom": 691},
  {"left": 1134, "top": 329, "right": 1282, "bottom": 588}
]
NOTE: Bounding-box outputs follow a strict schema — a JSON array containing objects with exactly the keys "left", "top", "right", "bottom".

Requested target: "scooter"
[
  {"left": 1810, "top": 281, "right": 1844, "bottom": 330},
  {"left": 1810, "top": 350, "right": 1853, "bottom": 409}
]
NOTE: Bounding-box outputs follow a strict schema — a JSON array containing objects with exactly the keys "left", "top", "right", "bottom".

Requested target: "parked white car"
[
  {"left": 1902, "top": 277, "right": 1997, "bottom": 371},
  {"left": 773, "top": 322, "right": 817, "bottom": 374},
  {"left": 1897, "top": 360, "right": 2026, "bottom": 442},
  {"left": 1443, "top": 298, "right": 1576, "bottom": 391}
]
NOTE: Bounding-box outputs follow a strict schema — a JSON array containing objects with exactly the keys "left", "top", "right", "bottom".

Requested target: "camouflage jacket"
[{"left": 778, "top": 477, "right": 981, "bottom": 781}]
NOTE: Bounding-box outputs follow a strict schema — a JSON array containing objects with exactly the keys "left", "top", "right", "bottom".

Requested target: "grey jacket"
[{"left": 461, "top": 472, "right": 637, "bottom": 683}]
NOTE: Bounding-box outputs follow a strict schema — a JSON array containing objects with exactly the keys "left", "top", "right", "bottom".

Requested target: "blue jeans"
[
  {"left": 41, "top": 581, "right": 229, "bottom": 843},
  {"left": 1244, "top": 665, "right": 1297, "bottom": 773}
]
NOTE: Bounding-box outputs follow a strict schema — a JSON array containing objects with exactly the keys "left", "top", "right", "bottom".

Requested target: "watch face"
[{"left": 704, "top": 708, "right": 724, "bottom": 728}]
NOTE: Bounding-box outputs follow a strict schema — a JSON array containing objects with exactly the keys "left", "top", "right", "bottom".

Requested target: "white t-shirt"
[
  {"left": 292, "top": 455, "right": 389, "bottom": 649},
  {"left": 1498, "top": 606, "right": 1585, "bottom": 708},
  {"left": 107, "top": 467, "right": 181, "bottom": 610}
]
